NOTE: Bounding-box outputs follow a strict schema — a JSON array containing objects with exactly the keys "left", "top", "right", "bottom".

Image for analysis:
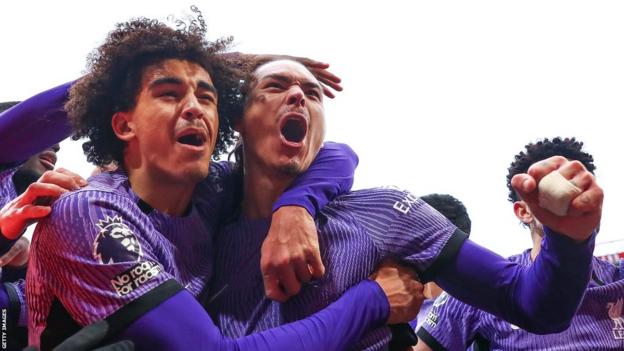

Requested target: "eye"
[
  {"left": 306, "top": 89, "right": 321, "bottom": 100},
  {"left": 198, "top": 94, "right": 216, "bottom": 103},
  {"left": 265, "top": 82, "right": 284, "bottom": 90},
  {"left": 160, "top": 91, "right": 179, "bottom": 99}
]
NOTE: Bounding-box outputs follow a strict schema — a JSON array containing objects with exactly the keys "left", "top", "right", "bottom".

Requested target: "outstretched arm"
[
  {"left": 432, "top": 230, "right": 593, "bottom": 334},
  {"left": 430, "top": 156, "right": 601, "bottom": 333},
  {"left": 0, "top": 81, "right": 73, "bottom": 164},
  {"left": 117, "top": 280, "right": 387, "bottom": 351}
]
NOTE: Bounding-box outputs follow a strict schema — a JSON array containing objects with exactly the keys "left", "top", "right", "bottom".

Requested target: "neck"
[
  {"left": 124, "top": 159, "right": 196, "bottom": 216},
  {"left": 242, "top": 160, "right": 294, "bottom": 220},
  {"left": 529, "top": 225, "right": 543, "bottom": 262}
]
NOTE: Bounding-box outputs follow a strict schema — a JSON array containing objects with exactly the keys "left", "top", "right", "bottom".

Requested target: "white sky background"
[{"left": 1, "top": 1, "right": 623, "bottom": 257}]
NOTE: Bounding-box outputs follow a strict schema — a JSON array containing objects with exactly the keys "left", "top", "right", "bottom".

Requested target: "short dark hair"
[
  {"left": 0, "top": 101, "right": 20, "bottom": 113},
  {"left": 506, "top": 137, "right": 596, "bottom": 203},
  {"left": 421, "top": 193, "right": 472, "bottom": 235},
  {"left": 66, "top": 16, "right": 241, "bottom": 167}
]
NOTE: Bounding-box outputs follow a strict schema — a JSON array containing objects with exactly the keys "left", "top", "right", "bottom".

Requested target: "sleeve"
[
  {"left": 0, "top": 81, "right": 73, "bottom": 164},
  {"left": 205, "top": 142, "right": 358, "bottom": 221},
  {"left": 112, "top": 279, "right": 388, "bottom": 351},
  {"left": 338, "top": 188, "right": 459, "bottom": 276},
  {"left": 338, "top": 188, "right": 594, "bottom": 334},
  {"left": 0, "top": 167, "right": 20, "bottom": 253},
  {"left": 31, "top": 191, "right": 177, "bottom": 326},
  {"left": 432, "top": 227, "right": 595, "bottom": 334},
  {"left": 416, "top": 293, "right": 482, "bottom": 351},
  {"left": 273, "top": 142, "right": 358, "bottom": 217}
]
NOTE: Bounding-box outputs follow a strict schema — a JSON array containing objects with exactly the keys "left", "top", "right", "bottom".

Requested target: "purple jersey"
[
  {"left": 0, "top": 167, "right": 19, "bottom": 255},
  {"left": 0, "top": 167, "right": 18, "bottom": 210},
  {"left": 27, "top": 144, "right": 358, "bottom": 349},
  {"left": 419, "top": 251, "right": 624, "bottom": 350},
  {"left": 209, "top": 187, "right": 457, "bottom": 350},
  {"left": 27, "top": 170, "right": 220, "bottom": 346}
]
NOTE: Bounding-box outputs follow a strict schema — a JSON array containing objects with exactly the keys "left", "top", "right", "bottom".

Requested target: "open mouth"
[
  {"left": 279, "top": 114, "right": 308, "bottom": 145},
  {"left": 176, "top": 129, "right": 208, "bottom": 148}
]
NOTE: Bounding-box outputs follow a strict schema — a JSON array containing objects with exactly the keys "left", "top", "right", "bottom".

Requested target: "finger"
[
  {"left": 306, "top": 248, "right": 325, "bottom": 279},
  {"left": 310, "top": 68, "right": 342, "bottom": 84},
  {"left": 295, "top": 261, "right": 312, "bottom": 284},
  {"left": 263, "top": 269, "right": 288, "bottom": 302},
  {"left": 55, "top": 167, "right": 88, "bottom": 186},
  {"left": 526, "top": 156, "right": 568, "bottom": 182},
  {"left": 567, "top": 171, "right": 594, "bottom": 192},
  {"left": 277, "top": 265, "right": 302, "bottom": 298},
  {"left": 39, "top": 170, "right": 83, "bottom": 191},
  {"left": 20, "top": 182, "right": 68, "bottom": 204},
  {"left": 322, "top": 86, "right": 336, "bottom": 99},
  {"left": 569, "top": 183, "right": 604, "bottom": 213},
  {"left": 313, "top": 72, "right": 343, "bottom": 91},
  {"left": 319, "top": 78, "right": 343, "bottom": 92},
  {"left": 511, "top": 174, "right": 537, "bottom": 198},
  {"left": 18, "top": 204, "right": 52, "bottom": 220},
  {"left": 299, "top": 57, "right": 329, "bottom": 68}
]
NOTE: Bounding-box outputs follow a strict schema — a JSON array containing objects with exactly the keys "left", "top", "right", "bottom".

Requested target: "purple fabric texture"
[
  {"left": 435, "top": 229, "right": 595, "bottom": 334},
  {"left": 0, "top": 81, "right": 73, "bottom": 164},
  {"left": 421, "top": 252, "right": 623, "bottom": 350},
  {"left": 209, "top": 188, "right": 456, "bottom": 350},
  {"left": 120, "top": 280, "right": 388, "bottom": 351}
]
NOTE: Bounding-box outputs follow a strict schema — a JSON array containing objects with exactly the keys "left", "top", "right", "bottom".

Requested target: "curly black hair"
[
  {"left": 421, "top": 193, "right": 472, "bottom": 235},
  {"left": 506, "top": 137, "right": 596, "bottom": 203},
  {"left": 66, "top": 16, "right": 243, "bottom": 167}
]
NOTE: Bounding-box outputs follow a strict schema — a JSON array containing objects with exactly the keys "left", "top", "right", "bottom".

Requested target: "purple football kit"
[
  {"left": 26, "top": 155, "right": 387, "bottom": 350},
  {"left": 1, "top": 81, "right": 389, "bottom": 350},
  {"left": 0, "top": 167, "right": 19, "bottom": 255},
  {"left": 0, "top": 80, "right": 602, "bottom": 350},
  {"left": 209, "top": 187, "right": 597, "bottom": 350},
  {"left": 418, "top": 251, "right": 624, "bottom": 350}
]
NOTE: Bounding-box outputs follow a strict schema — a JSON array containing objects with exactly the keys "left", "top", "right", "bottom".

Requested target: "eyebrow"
[
  {"left": 262, "top": 73, "right": 322, "bottom": 92},
  {"left": 149, "top": 77, "right": 217, "bottom": 95}
]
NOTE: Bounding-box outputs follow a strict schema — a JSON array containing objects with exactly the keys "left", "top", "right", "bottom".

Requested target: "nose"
[
  {"left": 181, "top": 95, "right": 203, "bottom": 121},
  {"left": 286, "top": 86, "right": 305, "bottom": 108},
  {"left": 51, "top": 144, "right": 60, "bottom": 153}
]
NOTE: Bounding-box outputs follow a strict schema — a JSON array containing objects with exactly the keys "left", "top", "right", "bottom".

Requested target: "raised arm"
[
  {"left": 429, "top": 156, "right": 600, "bottom": 333},
  {"left": 432, "top": 230, "right": 593, "bottom": 333},
  {"left": 0, "top": 81, "right": 73, "bottom": 164}
]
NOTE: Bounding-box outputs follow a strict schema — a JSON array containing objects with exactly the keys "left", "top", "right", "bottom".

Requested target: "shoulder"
[
  {"left": 329, "top": 186, "right": 445, "bottom": 220},
  {"left": 39, "top": 173, "right": 146, "bottom": 244},
  {"left": 333, "top": 187, "right": 420, "bottom": 210},
  {"left": 591, "top": 256, "right": 622, "bottom": 283},
  {"left": 51, "top": 172, "right": 135, "bottom": 216},
  {"left": 0, "top": 166, "right": 18, "bottom": 207}
]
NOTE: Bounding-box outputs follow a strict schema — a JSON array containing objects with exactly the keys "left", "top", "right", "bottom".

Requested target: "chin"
[
  {"left": 175, "top": 165, "right": 210, "bottom": 183},
  {"left": 277, "top": 160, "right": 303, "bottom": 176}
]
